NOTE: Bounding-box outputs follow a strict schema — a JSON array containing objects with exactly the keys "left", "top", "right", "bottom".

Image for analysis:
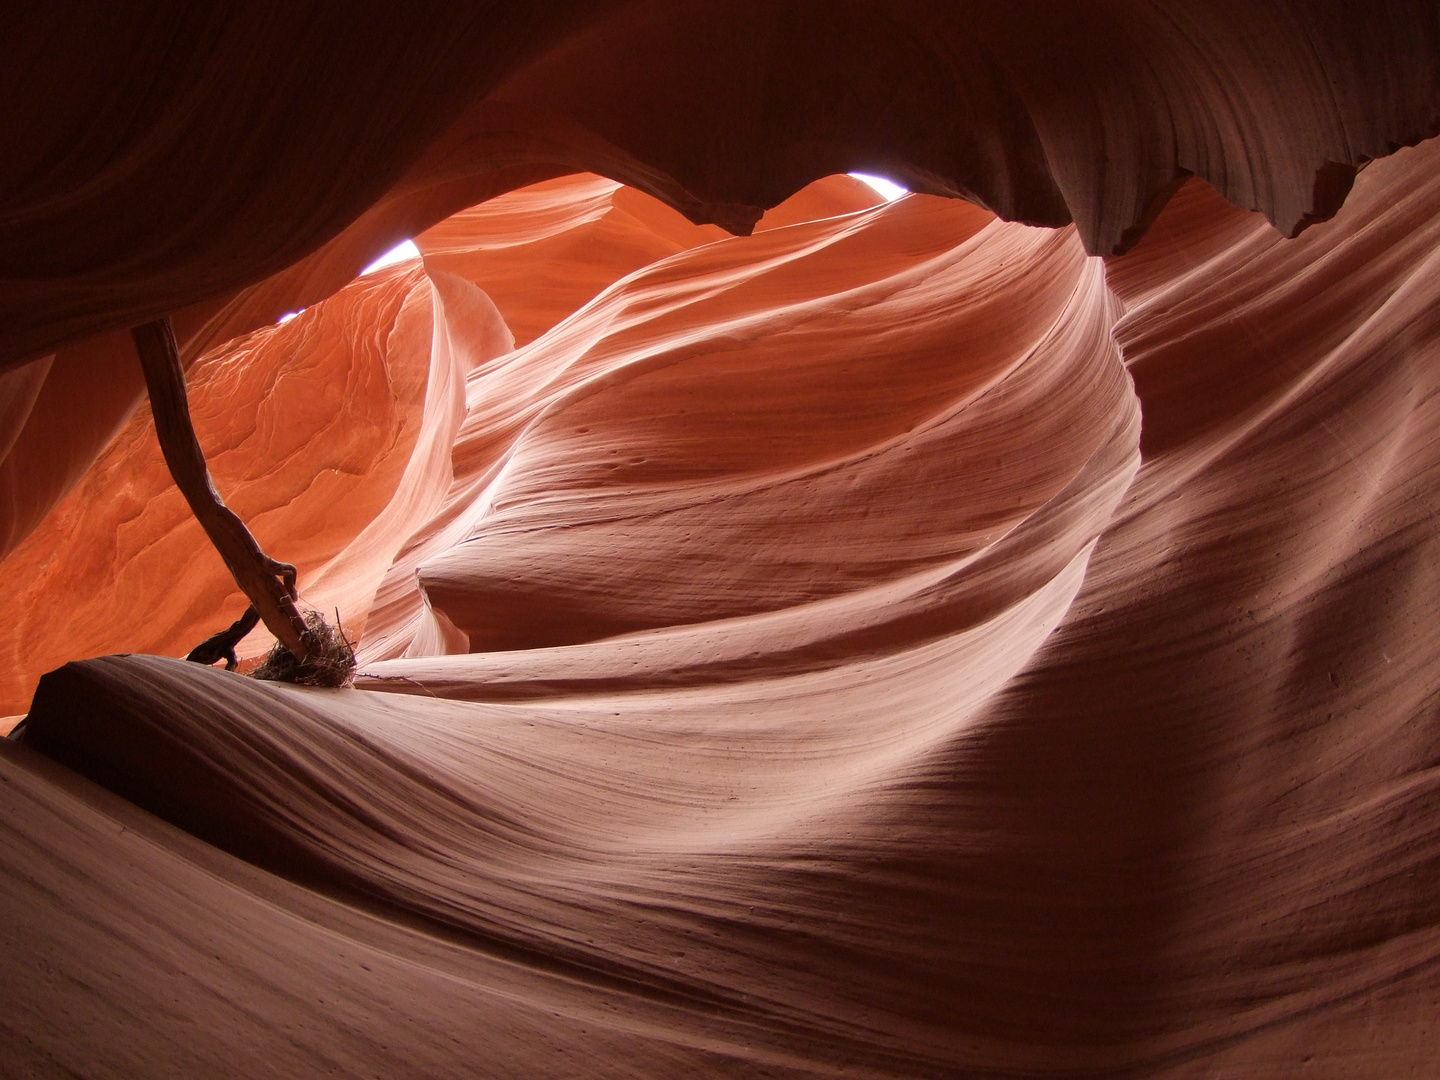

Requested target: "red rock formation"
[
  {"left": 0, "top": 175, "right": 874, "bottom": 718},
  {"left": 0, "top": 265, "right": 445, "bottom": 718},
  {"left": 6, "top": 5, "right": 1433, "bottom": 572},
  {"left": 6, "top": 144, "right": 1440, "bottom": 1074},
  {"left": 3, "top": 8, "right": 1440, "bottom": 1078},
  {"left": 6, "top": 4, "right": 1437, "bottom": 373},
  {"left": 414, "top": 173, "right": 728, "bottom": 347},
  {"left": 368, "top": 192, "right": 1127, "bottom": 660}
]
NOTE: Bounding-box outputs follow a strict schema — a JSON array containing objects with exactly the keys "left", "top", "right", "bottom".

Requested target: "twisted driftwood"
[
  {"left": 184, "top": 606, "right": 261, "bottom": 670},
  {"left": 132, "top": 318, "right": 311, "bottom": 663}
]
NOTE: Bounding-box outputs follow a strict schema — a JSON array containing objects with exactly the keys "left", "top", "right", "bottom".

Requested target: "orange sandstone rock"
[
  {"left": 10, "top": 144, "right": 1440, "bottom": 1075},
  {"left": 0, "top": 176, "right": 872, "bottom": 714},
  {"left": 2, "top": 8, "right": 1440, "bottom": 1072}
]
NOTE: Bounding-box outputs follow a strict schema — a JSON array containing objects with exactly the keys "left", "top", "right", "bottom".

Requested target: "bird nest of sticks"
[{"left": 250, "top": 609, "right": 357, "bottom": 688}]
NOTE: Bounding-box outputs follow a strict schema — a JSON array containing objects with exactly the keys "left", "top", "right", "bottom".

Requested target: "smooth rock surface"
[
  {"left": 6, "top": 3, "right": 1438, "bottom": 372},
  {"left": 0, "top": 176, "right": 878, "bottom": 715},
  {"left": 4, "top": 9, "right": 1440, "bottom": 1074},
  {"left": 3, "top": 144, "right": 1440, "bottom": 1075}
]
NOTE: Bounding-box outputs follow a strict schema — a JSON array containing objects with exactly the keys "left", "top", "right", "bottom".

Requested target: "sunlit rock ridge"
[{"left": 2, "top": 7, "right": 1439, "bottom": 1078}]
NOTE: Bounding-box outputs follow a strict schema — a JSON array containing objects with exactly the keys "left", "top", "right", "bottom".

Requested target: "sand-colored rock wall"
[
  {"left": 4, "top": 140, "right": 1440, "bottom": 1074},
  {"left": 5, "top": 4, "right": 1437, "bottom": 373},
  {"left": 3, "top": 8, "right": 1440, "bottom": 1077},
  {"left": 5, "top": 4, "right": 1433, "bottom": 579},
  {"left": 0, "top": 175, "right": 876, "bottom": 718}
]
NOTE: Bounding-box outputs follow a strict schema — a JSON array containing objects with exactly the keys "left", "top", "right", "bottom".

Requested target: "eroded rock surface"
[
  {"left": 3, "top": 139, "right": 1440, "bottom": 1076},
  {"left": 5, "top": 4, "right": 1438, "bottom": 374}
]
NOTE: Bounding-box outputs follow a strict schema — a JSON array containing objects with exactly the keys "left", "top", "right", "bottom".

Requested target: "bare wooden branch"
[{"left": 132, "top": 318, "right": 311, "bottom": 662}]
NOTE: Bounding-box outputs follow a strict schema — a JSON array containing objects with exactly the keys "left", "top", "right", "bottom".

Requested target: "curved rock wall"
[
  {"left": 0, "top": 175, "right": 875, "bottom": 717},
  {"left": 5, "top": 4, "right": 1433, "bottom": 580},
  {"left": 5, "top": 4, "right": 1437, "bottom": 371},
  {"left": 3, "top": 8, "right": 1440, "bottom": 1077},
  {"left": 4, "top": 141, "right": 1440, "bottom": 1074}
]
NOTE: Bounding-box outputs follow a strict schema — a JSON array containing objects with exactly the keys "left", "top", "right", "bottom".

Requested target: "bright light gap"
[
  {"left": 360, "top": 238, "right": 421, "bottom": 276},
  {"left": 848, "top": 173, "right": 908, "bottom": 201}
]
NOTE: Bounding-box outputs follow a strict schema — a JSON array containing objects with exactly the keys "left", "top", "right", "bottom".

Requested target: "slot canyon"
[{"left": 2, "top": 5, "right": 1440, "bottom": 1076}]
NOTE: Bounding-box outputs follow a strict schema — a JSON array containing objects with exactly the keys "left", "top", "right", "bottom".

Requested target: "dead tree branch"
[{"left": 132, "top": 317, "right": 311, "bottom": 662}]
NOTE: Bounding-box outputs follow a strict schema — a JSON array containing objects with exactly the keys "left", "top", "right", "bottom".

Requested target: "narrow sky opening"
[
  {"left": 361, "top": 238, "right": 421, "bottom": 276},
  {"left": 848, "top": 173, "right": 908, "bottom": 201},
  {"left": 277, "top": 309, "right": 304, "bottom": 324}
]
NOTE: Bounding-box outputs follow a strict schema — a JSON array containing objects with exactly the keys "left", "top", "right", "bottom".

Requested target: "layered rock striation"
[
  {"left": 3, "top": 8, "right": 1440, "bottom": 1077},
  {"left": 4, "top": 140, "right": 1440, "bottom": 1074}
]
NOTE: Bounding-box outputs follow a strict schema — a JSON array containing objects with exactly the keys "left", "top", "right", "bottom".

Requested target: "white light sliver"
[
  {"left": 361, "top": 239, "right": 421, "bottom": 276},
  {"left": 848, "top": 173, "right": 908, "bottom": 201}
]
